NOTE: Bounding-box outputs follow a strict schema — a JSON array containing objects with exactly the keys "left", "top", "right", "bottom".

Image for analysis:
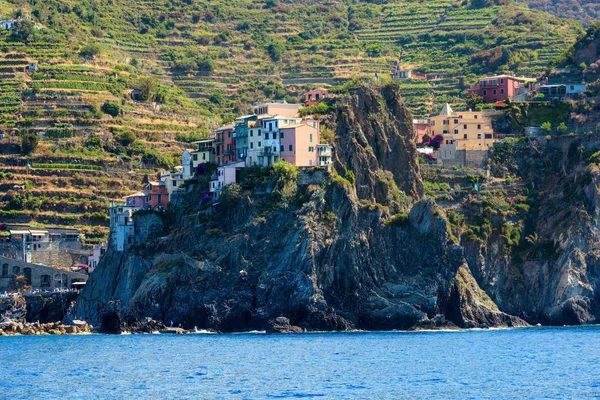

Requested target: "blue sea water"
[{"left": 1, "top": 326, "right": 600, "bottom": 399}]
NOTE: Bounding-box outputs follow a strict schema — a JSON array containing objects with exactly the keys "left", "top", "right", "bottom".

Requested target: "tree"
[
  {"left": 541, "top": 121, "right": 552, "bottom": 132},
  {"left": 557, "top": 122, "right": 568, "bottom": 132},
  {"left": 21, "top": 133, "right": 38, "bottom": 154},
  {"left": 465, "top": 92, "right": 484, "bottom": 110},
  {"left": 101, "top": 101, "right": 120, "bottom": 117},
  {"left": 115, "top": 129, "right": 136, "bottom": 146},
  {"left": 79, "top": 44, "right": 102, "bottom": 58},
  {"left": 10, "top": 19, "right": 36, "bottom": 44},
  {"left": 267, "top": 41, "right": 285, "bottom": 62},
  {"left": 221, "top": 183, "right": 242, "bottom": 207},
  {"left": 134, "top": 77, "right": 158, "bottom": 102}
]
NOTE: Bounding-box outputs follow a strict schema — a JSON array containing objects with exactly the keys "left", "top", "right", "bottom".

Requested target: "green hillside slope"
[{"left": 0, "top": 0, "right": 585, "bottom": 241}]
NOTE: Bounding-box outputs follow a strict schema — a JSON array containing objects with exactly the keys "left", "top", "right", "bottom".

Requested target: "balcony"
[
  {"left": 260, "top": 147, "right": 277, "bottom": 157},
  {"left": 223, "top": 149, "right": 233, "bottom": 156}
]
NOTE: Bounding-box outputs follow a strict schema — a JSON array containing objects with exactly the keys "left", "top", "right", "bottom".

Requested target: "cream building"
[{"left": 429, "top": 103, "right": 497, "bottom": 158}]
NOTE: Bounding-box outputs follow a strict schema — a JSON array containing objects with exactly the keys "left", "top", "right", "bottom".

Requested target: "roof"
[
  {"left": 215, "top": 124, "right": 234, "bottom": 132},
  {"left": 280, "top": 123, "right": 318, "bottom": 130},
  {"left": 438, "top": 103, "right": 454, "bottom": 116},
  {"left": 10, "top": 230, "right": 30, "bottom": 235},
  {"left": 480, "top": 74, "right": 535, "bottom": 82},
  {"left": 235, "top": 114, "right": 257, "bottom": 120},
  {"left": 124, "top": 191, "right": 146, "bottom": 198},
  {"left": 29, "top": 230, "right": 49, "bottom": 235},
  {"left": 191, "top": 138, "right": 214, "bottom": 144}
]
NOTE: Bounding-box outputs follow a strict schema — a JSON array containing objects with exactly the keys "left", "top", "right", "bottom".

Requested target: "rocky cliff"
[{"left": 74, "top": 84, "right": 526, "bottom": 332}]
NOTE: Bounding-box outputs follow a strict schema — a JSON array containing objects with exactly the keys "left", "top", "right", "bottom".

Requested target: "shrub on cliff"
[
  {"left": 101, "top": 101, "right": 120, "bottom": 117},
  {"left": 20, "top": 133, "right": 38, "bottom": 154},
  {"left": 272, "top": 161, "right": 298, "bottom": 205}
]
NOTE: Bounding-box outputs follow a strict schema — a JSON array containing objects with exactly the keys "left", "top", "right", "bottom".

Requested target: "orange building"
[
  {"left": 413, "top": 119, "right": 429, "bottom": 144},
  {"left": 145, "top": 181, "right": 169, "bottom": 210},
  {"left": 303, "top": 88, "right": 332, "bottom": 106}
]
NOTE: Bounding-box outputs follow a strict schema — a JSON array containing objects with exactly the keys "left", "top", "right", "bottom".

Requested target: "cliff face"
[
  {"left": 464, "top": 135, "right": 600, "bottom": 325},
  {"left": 73, "top": 85, "right": 524, "bottom": 332}
]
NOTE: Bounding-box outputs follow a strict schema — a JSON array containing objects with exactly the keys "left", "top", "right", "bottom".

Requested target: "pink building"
[
  {"left": 413, "top": 119, "right": 429, "bottom": 144},
  {"left": 87, "top": 244, "right": 107, "bottom": 274},
  {"left": 145, "top": 181, "right": 169, "bottom": 210},
  {"left": 279, "top": 123, "right": 320, "bottom": 167},
  {"left": 303, "top": 88, "right": 332, "bottom": 106},
  {"left": 468, "top": 75, "right": 529, "bottom": 103},
  {"left": 124, "top": 192, "right": 147, "bottom": 209}
]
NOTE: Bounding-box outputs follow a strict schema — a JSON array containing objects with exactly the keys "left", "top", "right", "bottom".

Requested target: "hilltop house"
[
  {"left": 468, "top": 75, "right": 533, "bottom": 103},
  {"left": 303, "top": 88, "right": 332, "bottom": 106},
  {"left": 280, "top": 121, "right": 320, "bottom": 167},
  {"left": 109, "top": 203, "right": 136, "bottom": 251},
  {"left": 392, "top": 69, "right": 412, "bottom": 80},
  {"left": 124, "top": 192, "right": 147, "bottom": 209},
  {"left": 145, "top": 181, "right": 169, "bottom": 210},
  {"left": 214, "top": 124, "right": 236, "bottom": 166},
  {"left": 413, "top": 119, "right": 429, "bottom": 144},
  {"left": 234, "top": 114, "right": 258, "bottom": 162},
  {"left": 87, "top": 244, "right": 107, "bottom": 273},
  {"left": 0, "top": 19, "right": 17, "bottom": 30},
  {"left": 537, "top": 83, "right": 586, "bottom": 99},
  {"left": 317, "top": 144, "right": 333, "bottom": 169},
  {"left": 190, "top": 137, "right": 215, "bottom": 171},
  {"left": 253, "top": 102, "right": 301, "bottom": 118},
  {"left": 429, "top": 103, "right": 498, "bottom": 166},
  {"left": 209, "top": 161, "right": 245, "bottom": 197}
]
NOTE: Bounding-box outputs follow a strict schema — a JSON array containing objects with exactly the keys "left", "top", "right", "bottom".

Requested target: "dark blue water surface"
[{"left": 1, "top": 326, "right": 600, "bottom": 399}]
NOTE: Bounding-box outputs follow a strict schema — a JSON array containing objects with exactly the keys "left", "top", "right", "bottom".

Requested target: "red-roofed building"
[{"left": 468, "top": 75, "right": 531, "bottom": 103}]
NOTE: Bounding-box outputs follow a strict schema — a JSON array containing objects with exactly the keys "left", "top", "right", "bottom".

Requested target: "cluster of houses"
[
  {"left": 109, "top": 101, "right": 334, "bottom": 251},
  {"left": 400, "top": 70, "right": 589, "bottom": 167}
]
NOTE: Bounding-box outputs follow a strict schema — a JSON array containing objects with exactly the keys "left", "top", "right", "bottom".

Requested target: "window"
[
  {"left": 258, "top": 141, "right": 261, "bottom": 147},
  {"left": 228, "top": 132, "right": 231, "bottom": 138},
  {"left": 443, "top": 120, "right": 449, "bottom": 125},
  {"left": 157, "top": 194, "right": 162, "bottom": 204},
  {"left": 474, "top": 115, "right": 478, "bottom": 119},
  {"left": 250, "top": 130, "right": 253, "bottom": 137},
  {"left": 289, "top": 144, "right": 293, "bottom": 151},
  {"left": 500, "top": 89, "right": 504, "bottom": 95},
  {"left": 485, "top": 134, "right": 492, "bottom": 139},
  {"left": 431, "top": 121, "right": 435, "bottom": 126},
  {"left": 250, "top": 142, "right": 254, "bottom": 149},
  {"left": 173, "top": 181, "right": 177, "bottom": 187},
  {"left": 454, "top": 119, "right": 459, "bottom": 124},
  {"left": 309, "top": 134, "right": 313, "bottom": 143},
  {"left": 459, "top": 115, "right": 463, "bottom": 118},
  {"left": 477, "top": 124, "right": 481, "bottom": 129},
  {"left": 269, "top": 123, "right": 273, "bottom": 130},
  {"left": 273, "top": 146, "right": 277, "bottom": 153},
  {"left": 493, "top": 89, "right": 497, "bottom": 95},
  {"left": 454, "top": 129, "right": 459, "bottom": 134},
  {"left": 477, "top": 134, "right": 481, "bottom": 139},
  {"left": 258, "top": 129, "right": 261, "bottom": 136},
  {"left": 202, "top": 153, "right": 206, "bottom": 160},
  {"left": 280, "top": 131, "right": 284, "bottom": 139},
  {"left": 493, "top": 79, "right": 497, "bottom": 85},
  {"left": 280, "top": 145, "right": 284, "bottom": 152},
  {"left": 193, "top": 154, "right": 198, "bottom": 161},
  {"left": 500, "top": 78, "right": 504, "bottom": 84},
  {"left": 309, "top": 160, "right": 313, "bottom": 166},
  {"left": 443, "top": 130, "right": 448, "bottom": 134},
  {"left": 265, "top": 132, "right": 269, "bottom": 140},
  {"left": 483, "top": 90, "right": 487, "bottom": 96},
  {"left": 463, "top": 124, "right": 467, "bottom": 129},
  {"left": 463, "top": 134, "right": 467, "bottom": 139},
  {"left": 308, "top": 146, "right": 315, "bottom": 152}
]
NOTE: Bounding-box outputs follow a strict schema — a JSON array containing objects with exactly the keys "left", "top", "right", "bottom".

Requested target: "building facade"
[
  {"left": 214, "top": 124, "right": 235, "bottom": 166},
  {"left": 303, "top": 88, "right": 332, "bottom": 106},
  {"left": 279, "top": 122, "right": 320, "bottom": 167},
  {"left": 429, "top": 104, "right": 497, "bottom": 157},
  {"left": 145, "top": 181, "right": 169, "bottom": 210},
  {"left": 252, "top": 102, "right": 301, "bottom": 118},
  {"left": 468, "top": 75, "right": 531, "bottom": 103}
]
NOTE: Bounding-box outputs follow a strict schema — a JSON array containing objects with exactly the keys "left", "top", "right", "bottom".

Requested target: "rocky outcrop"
[{"left": 73, "top": 84, "right": 526, "bottom": 333}]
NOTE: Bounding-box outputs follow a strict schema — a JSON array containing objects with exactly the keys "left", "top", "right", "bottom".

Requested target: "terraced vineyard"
[{"left": 0, "top": 0, "right": 587, "bottom": 242}]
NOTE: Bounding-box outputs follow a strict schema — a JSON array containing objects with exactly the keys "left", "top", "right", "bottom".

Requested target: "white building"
[
  {"left": 210, "top": 161, "right": 245, "bottom": 197},
  {"left": 566, "top": 83, "right": 586, "bottom": 95},
  {"left": 108, "top": 203, "right": 136, "bottom": 251},
  {"left": 316, "top": 144, "right": 333, "bottom": 169},
  {"left": 0, "top": 20, "right": 17, "bottom": 30},
  {"left": 87, "top": 244, "right": 107, "bottom": 274}
]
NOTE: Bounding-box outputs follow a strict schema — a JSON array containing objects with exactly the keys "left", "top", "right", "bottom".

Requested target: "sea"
[{"left": 1, "top": 326, "right": 599, "bottom": 399}]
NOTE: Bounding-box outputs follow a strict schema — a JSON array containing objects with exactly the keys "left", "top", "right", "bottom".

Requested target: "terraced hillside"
[
  {"left": 527, "top": 0, "right": 599, "bottom": 25},
  {"left": 0, "top": 0, "right": 586, "bottom": 242}
]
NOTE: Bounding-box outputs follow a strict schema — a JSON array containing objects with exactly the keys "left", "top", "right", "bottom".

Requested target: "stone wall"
[
  {"left": 0, "top": 256, "right": 88, "bottom": 290},
  {"left": 441, "top": 150, "right": 488, "bottom": 168}
]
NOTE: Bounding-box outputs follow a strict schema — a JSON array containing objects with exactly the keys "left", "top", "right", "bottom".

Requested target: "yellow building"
[
  {"left": 428, "top": 104, "right": 497, "bottom": 152},
  {"left": 190, "top": 137, "right": 215, "bottom": 170}
]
